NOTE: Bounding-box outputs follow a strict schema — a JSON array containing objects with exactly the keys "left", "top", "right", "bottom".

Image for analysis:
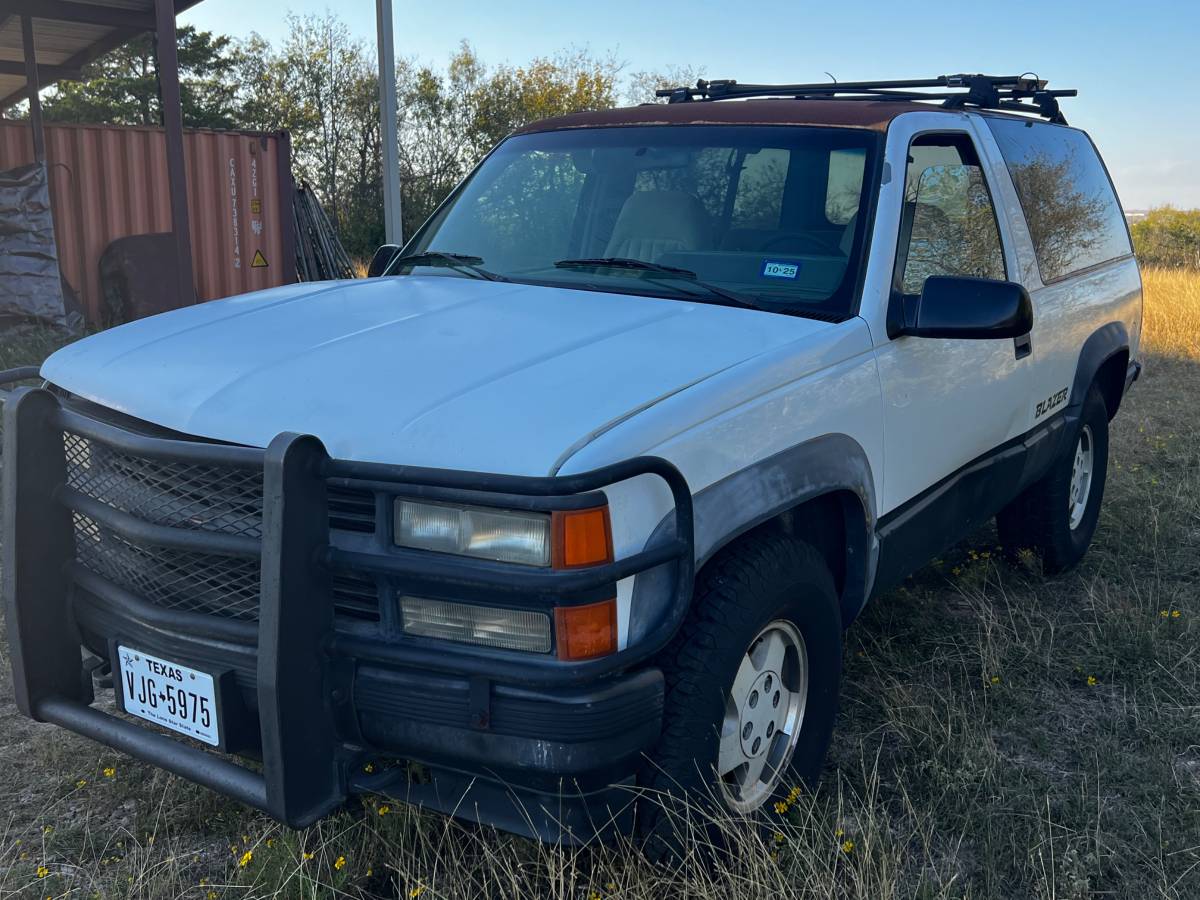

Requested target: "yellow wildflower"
[
  {"left": 363, "top": 762, "right": 375, "bottom": 773},
  {"left": 36, "top": 865, "right": 49, "bottom": 878},
  {"left": 266, "top": 838, "right": 274, "bottom": 848},
  {"left": 1087, "top": 675, "right": 1098, "bottom": 687},
  {"left": 302, "top": 851, "right": 314, "bottom": 861},
  {"left": 589, "top": 893, "right": 602, "bottom": 900},
  {"left": 1160, "top": 610, "right": 1170, "bottom": 618},
  {"left": 75, "top": 779, "right": 87, "bottom": 789},
  {"left": 835, "top": 827, "right": 844, "bottom": 837},
  {"left": 951, "top": 567, "right": 962, "bottom": 576},
  {"left": 989, "top": 675, "right": 1000, "bottom": 684},
  {"left": 42, "top": 825, "right": 53, "bottom": 834},
  {"left": 409, "top": 886, "right": 426, "bottom": 898},
  {"left": 841, "top": 839, "right": 855, "bottom": 853},
  {"left": 238, "top": 850, "right": 253, "bottom": 868},
  {"left": 208, "top": 893, "right": 217, "bottom": 900},
  {"left": 334, "top": 855, "right": 346, "bottom": 871},
  {"left": 378, "top": 805, "right": 391, "bottom": 816},
  {"left": 606, "top": 882, "right": 617, "bottom": 891},
  {"left": 1172, "top": 610, "right": 1181, "bottom": 618},
  {"left": 774, "top": 801, "right": 787, "bottom": 814},
  {"left": 103, "top": 767, "right": 116, "bottom": 778},
  {"left": 774, "top": 832, "right": 785, "bottom": 843}
]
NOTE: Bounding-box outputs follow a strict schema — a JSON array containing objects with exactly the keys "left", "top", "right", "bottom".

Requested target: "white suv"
[{"left": 2, "top": 74, "right": 1141, "bottom": 843}]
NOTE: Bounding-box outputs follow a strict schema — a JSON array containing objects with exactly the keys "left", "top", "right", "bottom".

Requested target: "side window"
[
  {"left": 825, "top": 148, "right": 866, "bottom": 225},
  {"left": 633, "top": 147, "right": 732, "bottom": 223},
  {"left": 896, "top": 133, "right": 1006, "bottom": 295},
  {"left": 731, "top": 148, "right": 789, "bottom": 230},
  {"left": 985, "top": 118, "right": 1131, "bottom": 282}
]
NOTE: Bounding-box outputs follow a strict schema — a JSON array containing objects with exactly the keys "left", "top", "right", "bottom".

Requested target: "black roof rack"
[{"left": 655, "top": 74, "right": 1076, "bottom": 124}]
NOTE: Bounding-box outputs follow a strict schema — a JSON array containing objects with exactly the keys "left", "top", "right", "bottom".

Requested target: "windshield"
[{"left": 398, "top": 125, "right": 880, "bottom": 320}]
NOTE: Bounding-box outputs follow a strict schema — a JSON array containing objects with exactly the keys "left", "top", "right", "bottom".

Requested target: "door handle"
[{"left": 1014, "top": 333, "right": 1032, "bottom": 360}]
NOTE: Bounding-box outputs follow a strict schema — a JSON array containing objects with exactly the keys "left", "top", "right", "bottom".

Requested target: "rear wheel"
[
  {"left": 638, "top": 529, "right": 842, "bottom": 848},
  {"left": 997, "top": 383, "right": 1110, "bottom": 574}
]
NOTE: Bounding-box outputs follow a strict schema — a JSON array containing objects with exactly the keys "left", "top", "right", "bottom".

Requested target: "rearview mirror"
[
  {"left": 901, "top": 276, "right": 1033, "bottom": 340},
  {"left": 366, "top": 244, "right": 402, "bottom": 277}
]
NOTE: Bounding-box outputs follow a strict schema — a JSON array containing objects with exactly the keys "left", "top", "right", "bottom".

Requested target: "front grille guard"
[{"left": 0, "top": 374, "right": 694, "bottom": 827}]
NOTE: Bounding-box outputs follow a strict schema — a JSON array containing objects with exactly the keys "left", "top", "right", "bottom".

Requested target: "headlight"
[
  {"left": 401, "top": 597, "right": 552, "bottom": 653},
  {"left": 394, "top": 499, "right": 551, "bottom": 566}
]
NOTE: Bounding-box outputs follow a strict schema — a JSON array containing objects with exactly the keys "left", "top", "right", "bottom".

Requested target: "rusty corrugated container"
[{"left": 0, "top": 120, "right": 296, "bottom": 323}]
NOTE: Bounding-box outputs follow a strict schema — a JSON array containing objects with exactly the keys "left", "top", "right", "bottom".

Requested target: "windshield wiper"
[
  {"left": 390, "top": 251, "right": 507, "bottom": 282},
  {"left": 554, "top": 257, "right": 759, "bottom": 310},
  {"left": 556, "top": 257, "right": 698, "bottom": 278}
]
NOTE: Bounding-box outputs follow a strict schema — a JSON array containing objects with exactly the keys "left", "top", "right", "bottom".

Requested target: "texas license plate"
[{"left": 117, "top": 646, "right": 219, "bottom": 746}]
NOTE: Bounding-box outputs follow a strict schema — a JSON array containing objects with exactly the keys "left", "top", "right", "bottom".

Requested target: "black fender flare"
[
  {"left": 630, "top": 434, "right": 877, "bottom": 641},
  {"left": 1068, "top": 321, "right": 1130, "bottom": 417}
]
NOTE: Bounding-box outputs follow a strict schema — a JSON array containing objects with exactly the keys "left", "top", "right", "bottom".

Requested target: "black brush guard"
[{"left": 1, "top": 373, "right": 694, "bottom": 830}]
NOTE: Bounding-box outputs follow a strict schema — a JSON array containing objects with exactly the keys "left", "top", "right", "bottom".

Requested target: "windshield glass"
[{"left": 398, "top": 125, "right": 880, "bottom": 319}]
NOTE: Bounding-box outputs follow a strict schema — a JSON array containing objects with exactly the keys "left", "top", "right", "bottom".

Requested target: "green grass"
[{"left": 0, "top": 272, "right": 1197, "bottom": 898}]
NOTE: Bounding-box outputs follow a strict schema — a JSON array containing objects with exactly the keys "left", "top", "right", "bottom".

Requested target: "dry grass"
[
  {"left": 1141, "top": 267, "right": 1200, "bottom": 359},
  {"left": 1, "top": 270, "right": 1198, "bottom": 899}
]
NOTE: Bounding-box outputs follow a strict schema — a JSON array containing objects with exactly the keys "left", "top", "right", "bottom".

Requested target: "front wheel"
[
  {"left": 638, "top": 530, "right": 842, "bottom": 847},
  {"left": 997, "top": 383, "right": 1110, "bottom": 574}
]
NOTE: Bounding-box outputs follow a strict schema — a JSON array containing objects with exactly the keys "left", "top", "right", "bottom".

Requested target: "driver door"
[{"left": 873, "top": 128, "right": 1033, "bottom": 534}]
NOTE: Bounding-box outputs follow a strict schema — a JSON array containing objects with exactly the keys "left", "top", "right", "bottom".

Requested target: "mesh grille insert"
[
  {"left": 64, "top": 429, "right": 380, "bottom": 622},
  {"left": 74, "top": 511, "right": 262, "bottom": 621},
  {"left": 63, "top": 432, "right": 265, "bottom": 537}
]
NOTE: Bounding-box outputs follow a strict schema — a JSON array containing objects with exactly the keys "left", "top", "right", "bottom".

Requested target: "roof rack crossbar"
[{"left": 656, "top": 74, "right": 1076, "bottom": 124}]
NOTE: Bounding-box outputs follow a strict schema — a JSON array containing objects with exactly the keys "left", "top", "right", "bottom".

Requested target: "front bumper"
[{"left": 1, "top": 375, "right": 693, "bottom": 841}]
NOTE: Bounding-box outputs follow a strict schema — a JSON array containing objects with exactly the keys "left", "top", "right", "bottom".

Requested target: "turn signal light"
[
  {"left": 552, "top": 506, "right": 613, "bottom": 569},
  {"left": 554, "top": 598, "right": 617, "bottom": 661}
]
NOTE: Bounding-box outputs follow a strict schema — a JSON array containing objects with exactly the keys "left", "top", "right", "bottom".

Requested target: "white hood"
[{"left": 42, "top": 276, "right": 830, "bottom": 475}]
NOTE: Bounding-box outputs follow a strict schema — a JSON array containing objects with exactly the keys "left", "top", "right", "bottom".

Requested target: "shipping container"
[{"left": 0, "top": 120, "right": 296, "bottom": 324}]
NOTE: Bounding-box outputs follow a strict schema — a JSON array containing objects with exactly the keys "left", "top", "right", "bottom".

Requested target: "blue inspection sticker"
[{"left": 761, "top": 259, "right": 800, "bottom": 279}]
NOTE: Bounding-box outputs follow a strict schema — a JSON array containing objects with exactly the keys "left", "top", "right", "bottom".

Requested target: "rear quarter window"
[{"left": 984, "top": 118, "right": 1132, "bottom": 283}]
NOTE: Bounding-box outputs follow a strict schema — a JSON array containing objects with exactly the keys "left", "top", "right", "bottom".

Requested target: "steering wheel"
[{"left": 759, "top": 232, "right": 842, "bottom": 255}]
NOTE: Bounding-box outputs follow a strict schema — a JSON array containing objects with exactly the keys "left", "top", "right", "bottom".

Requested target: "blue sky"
[{"left": 181, "top": 0, "right": 1200, "bottom": 209}]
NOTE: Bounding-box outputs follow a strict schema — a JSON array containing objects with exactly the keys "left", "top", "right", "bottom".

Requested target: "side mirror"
[
  {"left": 366, "top": 244, "right": 402, "bottom": 277},
  {"left": 901, "top": 276, "right": 1033, "bottom": 340}
]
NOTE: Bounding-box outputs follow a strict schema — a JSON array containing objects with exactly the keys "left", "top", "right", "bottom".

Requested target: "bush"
[{"left": 1130, "top": 206, "right": 1200, "bottom": 269}]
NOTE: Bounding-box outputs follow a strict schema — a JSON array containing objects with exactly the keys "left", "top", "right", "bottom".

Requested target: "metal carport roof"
[
  {"left": 0, "top": 1, "right": 202, "bottom": 112},
  {"left": 1, "top": 0, "right": 207, "bottom": 307}
]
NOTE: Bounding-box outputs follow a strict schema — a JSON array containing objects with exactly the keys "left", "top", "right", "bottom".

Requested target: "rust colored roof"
[{"left": 514, "top": 99, "right": 958, "bottom": 135}]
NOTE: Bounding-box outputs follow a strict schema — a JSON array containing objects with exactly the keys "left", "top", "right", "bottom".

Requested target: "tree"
[
  {"left": 625, "top": 65, "right": 704, "bottom": 104},
  {"left": 41, "top": 26, "right": 239, "bottom": 128},
  {"left": 236, "top": 14, "right": 384, "bottom": 255},
  {"left": 25, "top": 10, "right": 657, "bottom": 261},
  {"left": 469, "top": 48, "right": 621, "bottom": 153},
  {"left": 394, "top": 43, "right": 622, "bottom": 238},
  {"left": 1130, "top": 207, "right": 1200, "bottom": 269}
]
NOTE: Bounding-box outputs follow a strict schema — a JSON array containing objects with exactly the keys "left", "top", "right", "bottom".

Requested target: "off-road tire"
[
  {"left": 997, "top": 383, "right": 1110, "bottom": 574},
  {"left": 637, "top": 528, "right": 842, "bottom": 851}
]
